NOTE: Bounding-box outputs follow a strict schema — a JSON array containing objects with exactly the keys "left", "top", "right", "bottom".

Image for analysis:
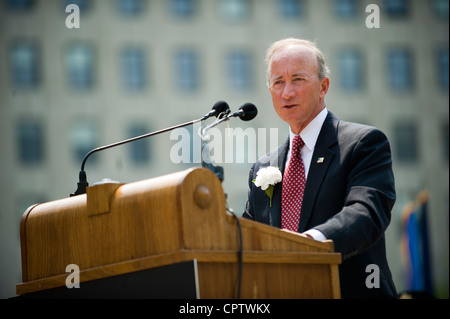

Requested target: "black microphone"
[
  {"left": 70, "top": 102, "right": 229, "bottom": 197},
  {"left": 200, "top": 100, "right": 230, "bottom": 121},
  {"left": 227, "top": 103, "right": 258, "bottom": 121},
  {"left": 201, "top": 102, "right": 258, "bottom": 135}
]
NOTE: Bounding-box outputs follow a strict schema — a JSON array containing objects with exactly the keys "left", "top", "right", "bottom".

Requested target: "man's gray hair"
[{"left": 265, "top": 38, "right": 330, "bottom": 86}]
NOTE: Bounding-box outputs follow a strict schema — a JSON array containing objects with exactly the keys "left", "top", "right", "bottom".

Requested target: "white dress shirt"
[{"left": 285, "top": 107, "right": 328, "bottom": 242}]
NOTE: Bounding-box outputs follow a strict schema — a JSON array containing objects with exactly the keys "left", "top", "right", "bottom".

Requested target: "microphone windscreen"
[
  {"left": 212, "top": 101, "right": 230, "bottom": 117},
  {"left": 239, "top": 103, "right": 258, "bottom": 121}
]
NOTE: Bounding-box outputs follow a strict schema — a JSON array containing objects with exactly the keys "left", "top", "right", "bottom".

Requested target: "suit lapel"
[
  {"left": 298, "top": 112, "right": 339, "bottom": 232},
  {"left": 268, "top": 137, "right": 289, "bottom": 228}
]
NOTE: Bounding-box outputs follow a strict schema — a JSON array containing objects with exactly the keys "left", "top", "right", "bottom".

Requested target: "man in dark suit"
[{"left": 243, "top": 38, "right": 397, "bottom": 298}]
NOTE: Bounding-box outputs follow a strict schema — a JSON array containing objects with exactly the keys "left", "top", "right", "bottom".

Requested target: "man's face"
[{"left": 268, "top": 44, "right": 329, "bottom": 134}]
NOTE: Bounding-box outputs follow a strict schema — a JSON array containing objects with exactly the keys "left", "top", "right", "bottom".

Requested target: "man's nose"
[{"left": 281, "top": 81, "right": 295, "bottom": 100}]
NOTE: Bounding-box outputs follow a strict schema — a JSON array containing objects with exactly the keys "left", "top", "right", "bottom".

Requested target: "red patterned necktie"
[{"left": 281, "top": 135, "right": 306, "bottom": 232}]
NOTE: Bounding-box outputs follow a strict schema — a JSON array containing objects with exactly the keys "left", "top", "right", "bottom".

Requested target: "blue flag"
[{"left": 401, "top": 191, "right": 433, "bottom": 295}]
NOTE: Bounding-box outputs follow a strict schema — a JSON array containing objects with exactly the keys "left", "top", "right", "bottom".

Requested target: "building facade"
[{"left": 0, "top": 0, "right": 448, "bottom": 298}]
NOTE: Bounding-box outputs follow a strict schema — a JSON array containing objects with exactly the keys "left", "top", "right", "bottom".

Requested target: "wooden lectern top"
[{"left": 17, "top": 168, "right": 341, "bottom": 298}]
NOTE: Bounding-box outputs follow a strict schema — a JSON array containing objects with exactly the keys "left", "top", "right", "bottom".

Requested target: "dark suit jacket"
[{"left": 243, "top": 111, "right": 397, "bottom": 298}]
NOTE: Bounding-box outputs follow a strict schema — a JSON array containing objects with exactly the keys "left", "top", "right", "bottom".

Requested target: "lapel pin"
[{"left": 317, "top": 157, "right": 325, "bottom": 164}]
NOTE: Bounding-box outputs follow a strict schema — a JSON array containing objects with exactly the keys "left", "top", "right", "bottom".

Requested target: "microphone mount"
[
  {"left": 200, "top": 109, "right": 230, "bottom": 137},
  {"left": 199, "top": 103, "right": 257, "bottom": 182},
  {"left": 199, "top": 109, "right": 230, "bottom": 182}
]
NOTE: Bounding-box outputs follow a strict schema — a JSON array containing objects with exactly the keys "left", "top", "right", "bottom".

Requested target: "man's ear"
[{"left": 320, "top": 77, "right": 330, "bottom": 97}]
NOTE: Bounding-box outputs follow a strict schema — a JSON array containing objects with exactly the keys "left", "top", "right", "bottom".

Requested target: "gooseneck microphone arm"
[
  {"left": 70, "top": 118, "right": 201, "bottom": 197},
  {"left": 80, "top": 119, "right": 200, "bottom": 173},
  {"left": 70, "top": 101, "right": 230, "bottom": 197}
]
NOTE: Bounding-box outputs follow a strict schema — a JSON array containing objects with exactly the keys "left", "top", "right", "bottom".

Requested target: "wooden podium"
[{"left": 16, "top": 168, "right": 341, "bottom": 298}]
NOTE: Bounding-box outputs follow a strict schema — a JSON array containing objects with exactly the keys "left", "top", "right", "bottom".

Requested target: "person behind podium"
[{"left": 243, "top": 38, "right": 397, "bottom": 299}]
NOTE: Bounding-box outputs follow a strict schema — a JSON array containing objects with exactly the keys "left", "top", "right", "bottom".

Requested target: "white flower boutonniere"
[{"left": 253, "top": 166, "right": 282, "bottom": 207}]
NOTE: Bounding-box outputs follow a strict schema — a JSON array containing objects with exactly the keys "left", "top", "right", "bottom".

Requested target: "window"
[
  {"left": 16, "top": 119, "right": 44, "bottom": 165},
  {"left": 174, "top": 49, "right": 199, "bottom": 91},
  {"left": 338, "top": 48, "right": 364, "bottom": 91},
  {"left": 278, "top": 0, "right": 305, "bottom": 18},
  {"left": 387, "top": 48, "right": 414, "bottom": 92},
  {"left": 71, "top": 121, "right": 98, "bottom": 163},
  {"left": 333, "top": 0, "right": 358, "bottom": 19},
  {"left": 393, "top": 121, "right": 419, "bottom": 163},
  {"left": 431, "top": 0, "right": 449, "bottom": 19},
  {"left": 117, "top": 0, "right": 144, "bottom": 16},
  {"left": 121, "top": 46, "right": 147, "bottom": 91},
  {"left": 9, "top": 41, "right": 40, "bottom": 89},
  {"left": 65, "top": 43, "right": 95, "bottom": 90},
  {"left": 6, "top": 0, "right": 35, "bottom": 10},
  {"left": 383, "top": 0, "right": 409, "bottom": 18},
  {"left": 127, "top": 124, "right": 151, "bottom": 164},
  {"left": 227, "top": 50, "right": 252, "bottom": 90},
  {"left": 63, "top": 0, "right": 92, "bottom": 13},
  {"left": 436, "top": 47, "right": 449, "bottom": 91},
  {"left": 171, "top": 0, "right": 196, "bottom": 18},
  {"left": 219, "top": 0, "right": 250, "bottom": 22}
]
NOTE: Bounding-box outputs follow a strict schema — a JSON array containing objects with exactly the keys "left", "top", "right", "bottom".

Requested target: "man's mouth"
[{"left": 283, "top": 104, "right": 298, "bottom": 109}]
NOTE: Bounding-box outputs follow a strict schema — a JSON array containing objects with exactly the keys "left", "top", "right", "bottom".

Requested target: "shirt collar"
[{"left": 289, "top": 108, "right": 328, "bottom": 152}]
